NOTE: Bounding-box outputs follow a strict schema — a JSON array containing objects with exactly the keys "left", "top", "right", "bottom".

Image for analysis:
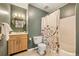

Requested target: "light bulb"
[
  {"left": 18, "top": 14, "right": 20, "bottom": 17},
  {"left": 22, "top": 14, "right": 24, "bottom": 19},
  {"left": 13, "top": 13, "right": 17, "bottom": 18}
]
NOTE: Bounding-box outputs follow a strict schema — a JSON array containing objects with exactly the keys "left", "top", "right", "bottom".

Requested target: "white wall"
[{"left": 59, "top": 16, "right": 76, "bottom": 54}]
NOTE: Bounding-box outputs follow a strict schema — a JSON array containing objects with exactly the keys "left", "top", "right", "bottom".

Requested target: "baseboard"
[
  {"left": 27, "top": 47, "right": 38, "bottom": 51},
  {"left": 10, "top": 49, "right": 27, "bottom": 56}
]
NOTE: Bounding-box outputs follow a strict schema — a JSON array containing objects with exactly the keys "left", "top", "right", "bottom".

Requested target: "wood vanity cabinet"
[{"left": 8, "top": 34, "right": 28, "bottom": 55}]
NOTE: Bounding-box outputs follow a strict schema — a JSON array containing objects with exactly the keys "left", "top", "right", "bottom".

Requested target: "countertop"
[{"left": 9, "top": 32, "right": 28, "bottom": 35}]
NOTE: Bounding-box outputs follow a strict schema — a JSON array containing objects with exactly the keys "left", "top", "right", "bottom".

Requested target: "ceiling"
[
  {"left": 11, "top": 3, "right": 68, "bottom": 13},
  {"left": 11, "top": 3, "right": 28, "bottom": 9},
  {"left": 30, "top": 3, "right": 67, "bottom": 13}
]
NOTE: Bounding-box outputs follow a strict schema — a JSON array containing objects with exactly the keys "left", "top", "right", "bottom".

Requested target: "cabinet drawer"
[
  {"left": 9, "top": 35, "right": 19, "bottom": 39},
  {"left": 9, "top": 34, "right": 28, "bottom": 39},
  {"left": 18, "top": 34, "right": 28, "bottom": 38}
]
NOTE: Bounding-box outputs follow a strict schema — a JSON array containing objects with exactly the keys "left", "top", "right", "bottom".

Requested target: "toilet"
[{"left": 33, "top": 36, "right": 46, "bottom": 55}]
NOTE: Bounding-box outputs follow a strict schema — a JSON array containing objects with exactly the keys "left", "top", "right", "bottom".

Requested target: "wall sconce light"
[{"left": 13, "top": 13, "right": 25, "bottom": 20}]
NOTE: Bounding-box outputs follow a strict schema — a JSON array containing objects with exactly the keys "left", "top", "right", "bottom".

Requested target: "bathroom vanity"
[
  {"left": 7, "top": 4, "right": 28, "bottom": 55},
  {"left": 8, "top": 32, "right": 28, "bottom": 55}
]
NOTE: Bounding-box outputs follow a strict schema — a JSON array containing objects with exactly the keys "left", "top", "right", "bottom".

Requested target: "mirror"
[{"left": 11, "top": 5, "right": 26, "bottom": 32}]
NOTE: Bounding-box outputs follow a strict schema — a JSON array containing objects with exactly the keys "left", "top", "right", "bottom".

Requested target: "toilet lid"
[{"left": 38, "top": 43, "right": 46, "bottom": 47}]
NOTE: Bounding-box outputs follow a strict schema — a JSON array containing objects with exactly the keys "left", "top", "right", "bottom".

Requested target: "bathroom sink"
[{"left": 9, "top": 32, "right": 28, "bottom": 35}]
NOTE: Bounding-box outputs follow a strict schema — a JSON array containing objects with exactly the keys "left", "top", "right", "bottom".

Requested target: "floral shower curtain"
[{"left": 41, "top": 9, "right": 60, "bottom": 55}]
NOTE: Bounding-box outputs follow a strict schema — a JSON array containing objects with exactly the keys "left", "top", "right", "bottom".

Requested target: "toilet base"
[{"left": 37, "top": 50, "right": 46, "bottom": 56}]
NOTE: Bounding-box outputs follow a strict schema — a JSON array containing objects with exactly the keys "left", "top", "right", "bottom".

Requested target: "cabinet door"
[
  {"left": 20, "top": 38, "right": 27, "bottom": 51},
  {"left": 15, "top": 39, "right": 20, "bottom": 53},
  {"left": 17, "top": 38, "right": 22, "bottom": 52},
  {"left": 8, "top": 39, "right": 16, "bottom": 55},
  {"left": 8, "top": 38, "right": 19, "bottom": 55}
]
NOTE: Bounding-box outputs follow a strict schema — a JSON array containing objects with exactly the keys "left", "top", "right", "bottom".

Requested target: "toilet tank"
[{"left": 33, "top": 36, "right": 43, "bottom": 44}]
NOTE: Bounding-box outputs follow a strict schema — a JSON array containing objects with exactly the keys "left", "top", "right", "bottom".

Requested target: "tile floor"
[
  {"left": 13, "top": 49, "right": 74, "bottom": 56},
  {"left": 13, "top": 49, "right": 55, "bottom": 56}
]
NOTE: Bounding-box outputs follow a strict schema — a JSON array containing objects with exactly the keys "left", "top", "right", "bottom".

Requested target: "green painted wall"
[
  {"left": 28, "top": 5, "right": 48, "bottom": 48},
  {"left": 76, "top": 3, "right": 79, "bottom": 56},
  {"left": 0, "top": 3, "right": 10, "bottom": 24},
  {"left": 0, "top": 3, "right": 10, "bottom": 56},
  {"left": 60, "top": 3, "right": 76, "bottom": 19}
]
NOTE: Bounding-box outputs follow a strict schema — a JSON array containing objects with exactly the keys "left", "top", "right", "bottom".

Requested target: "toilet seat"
[
  {"left": 38, "top": 43, "right": 46, "bottom": 47},
  {"left": 38, "top": 43, "right": 46, "bottom": 51}
]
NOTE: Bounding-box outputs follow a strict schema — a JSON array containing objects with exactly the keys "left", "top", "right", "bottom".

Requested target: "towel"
[
  {"left": 0, "top": 34, "right": 2, "bottom": 40},
  {"left": 1, "top": 23, "right": 12, "bottom": 40}
]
